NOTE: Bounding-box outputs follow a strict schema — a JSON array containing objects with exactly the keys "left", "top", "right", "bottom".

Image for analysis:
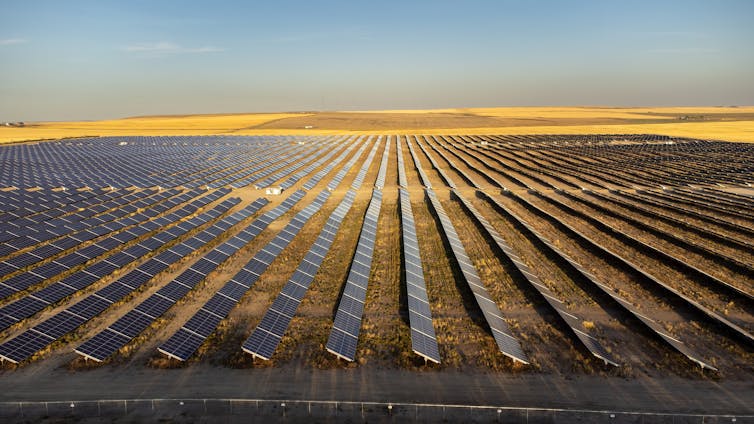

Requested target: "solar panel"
[
  {"left": 135, "top": 295, "right": 174, "bottom": 319},
  {"left": 183, "top": 309, "right": 224, "bottom": 337},
  {"left": 424, "top": 188, "right": 527, "bottom": 364},
  {"left": 75, "top": 329, "right": 131, "bottom": 362},
  {"left": 326, "top": 189, "right": 383, "bottom": 361},
  {"left": 243, "top": 189, "right": 360, "bottom": 360},
  {"left": 157, "top": 190, "right": 324, "bottom": 361},
  {"left": 0, "top": 198, "right": 244, "bottom": 364},
  {"left": 67, "top": 295, "right": 112, "bottom": 320},
  {"left": 405, "top": 137, "right": 432, "bottom": 188},
  {"left": 3, "top": 272, "right": 44, "bottom": 292},
  {"left": 479, "top": 191, "right": 717, "bottom": 370},
  {"left": 454, "top": 190, "right": 619, "bottom": 366},
  {"left": 158, "top": 329, "right": 206, "bottom": 361},
  {"left": 34, "top": 311, "right": 87, "bottom": 339},
  {"left": 71, "top": 197, "right": 268, "bottom": 362},
  {"left": 0, "top": 330, "right": 55, "bottom": 363}
]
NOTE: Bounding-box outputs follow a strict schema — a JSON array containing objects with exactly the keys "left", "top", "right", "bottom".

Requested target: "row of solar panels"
[
  {"left": 0, "top": 187, "right": 142, "bottom": 228},
  {"left": 0, "top": 135, "right": 334, "bottom": 190},
  {"left": 410, "top": 134, "right": 751, "bottom": 369},
  {"left": 75, "top": 198, "right": 269, "bottom": 361},
  {"left": 159, "top": 190, "right": 317, "bottom": 361},
  {"left": 242, "top": 137, "right": 379, "bottom": 360},
  {"left": 0, "top": 189, "right": 232, "bottom": 333},
  {"left": 0, "top": 188, "right": 188, "bottom": 256},
  {"left": 0, "top": 136, "right": 282, "bottom": 189},
  {"left": 0, "top": 188, "right": 220, "bottom": 298},
  {"left": 394, "top": 137, "right": 441, "bottom": 363},
  {"left": 325, "top": 137, "right": 391, "bottom": 361},
  {"left": 511, "top": 192, "right": 754, "bottom": 347},
  {"left": 0, "top": 136, "right": 376, "bottom": 364},
  {"left": 0, "top": 196, "right": 241, "bottom": 363},
  {"left": 404, "top": 136, "right": 531, "bottom": 364},
  {"left": 0, "top": 188, "right": 162, "bottom": 242}
]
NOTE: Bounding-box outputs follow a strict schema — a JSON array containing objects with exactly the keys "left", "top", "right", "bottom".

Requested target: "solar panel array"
[
  {"left": 393, "top": 137, "right": 442, "bottom": 363},
  {"left": 427, "top": 136, "right": 481, "bottom": 188},
  {"left": 326, "top": 137, "right": 373, "bottom": 191},
  {"left": 1, "top": 133, "right": 750, "bottom": 370},
  {"left": 478, "top": 191, "right": 717, "bottom": 370},
  {"left": 554, "top": 190, "right": 753, "bottom": 300},
  {"left": 325, "top": 138, "right": 390, "bottom": 361},
  {"left": 453, "top": 189, "right": 618, "bottom": 366},
  {"left": 252, "top": 143, "right": 325, "bottom": 189},
  {"left": 0, "top": 187, "right": 214, "bottom": 299},
  {"left": 243, "top": 190, "right": 357, "bottom": 360},
  {"left": 0, "top": 188, "right": 153, "bottom": 243},
  {"left": 374, "top": 135, "right": 391, "bottom": 189},
  {"left": 303, "top": 136, "right": 362, "bottom": 190},
  {"left": 414, "top": 136, "right": 457, "bottom": 189},
  {"left": 586, "top": 189, "right": 754, "bottom": 266},
  {"left": 404, "top": 136, "right": 432, "bottom": 189},
  {"left": 419, "top": 136, "right": 619, "bottom": 365},
  {"left": 279, "top": 138, "right": 349, "bottom": 190},
  {"left": 243, "top": 135, "right": 380, "bottom": 360},
  {"left": 0, "top": 188, "right": 230, "bottom": 331},
  {"left": 513, "top": 192, "right": 754, "bottom": 345},
  {"left": 399, "top": 188, "right": 441, "bottom": 363},
  {"left": 0, "top": 187, "right": 191, "bottom": 266},
  {"left": 0, "top": 136, "right": 324, "bottom": 190},
  {"left": 225, "top": 141, "right": 307, "bottom": 189},
  {"left": 425, "top": 188, "right": 529, "bottom": 364},
  {"left": 75, "top": 198, "right": 268, "bottom": 362},
  {"left": 0, "top": 196, "right": 239, "bottom": 363},
  {"left": 157, "top": 189, "right": 311, "bottom": 361}
]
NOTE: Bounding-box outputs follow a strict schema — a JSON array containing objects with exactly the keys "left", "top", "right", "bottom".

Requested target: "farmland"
[
  {"left": 3, "top": 106, "right": 754, "bottom": 143},
  {"left": 0, "top": 133, "right": 752, "bottom": 420}
]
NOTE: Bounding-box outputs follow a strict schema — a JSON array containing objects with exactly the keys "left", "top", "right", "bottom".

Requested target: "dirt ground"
[{"left": 248, "top": 111, "right": 754, "bottom": 131}]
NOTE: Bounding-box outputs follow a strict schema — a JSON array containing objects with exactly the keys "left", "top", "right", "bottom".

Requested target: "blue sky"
[{"left": 1, "top": 0, "right": 753, "bottom": 121}]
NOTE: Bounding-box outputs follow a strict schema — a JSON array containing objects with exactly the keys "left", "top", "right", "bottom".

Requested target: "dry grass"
[
  {"left": 0, "top": 113, "right": 307, "bottom": 143},
  {"left": 3, "top": 107, "right": 754, "bottom": 143}
]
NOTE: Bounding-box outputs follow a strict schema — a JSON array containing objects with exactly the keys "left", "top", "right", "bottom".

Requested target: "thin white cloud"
[
  {"left": 645, "top": 47, "right": 718, "bottom": 54},
  {"left": 0, "top": 38, "right": 27, "bottom": 46},
  {"left": 124, "top": 41, "right": 225, "bottom": 54}
]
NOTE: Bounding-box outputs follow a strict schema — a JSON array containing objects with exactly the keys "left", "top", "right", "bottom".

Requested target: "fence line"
[{"left": 1, "top": 398, "right": 750, "bottom": 422}]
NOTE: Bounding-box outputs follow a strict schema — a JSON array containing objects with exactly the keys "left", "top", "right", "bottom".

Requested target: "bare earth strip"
[{"left": 0, "top": 365, "right": 753, "bottom": 415}]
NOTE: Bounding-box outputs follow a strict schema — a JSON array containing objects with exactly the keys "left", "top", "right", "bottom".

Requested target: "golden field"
[{"left": 2, "top": 106, "right": 753, "bottom": 143}]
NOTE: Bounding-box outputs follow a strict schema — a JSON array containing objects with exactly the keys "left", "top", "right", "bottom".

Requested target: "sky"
[{"left": 1, "top": 0, "right": 753, "bottom": 121}]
